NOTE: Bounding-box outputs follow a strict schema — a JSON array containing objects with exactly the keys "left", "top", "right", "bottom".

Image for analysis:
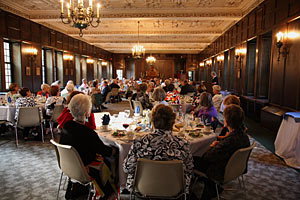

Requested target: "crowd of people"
[{"left": 4, "top": 71, "right": 250, "bottom": 200}]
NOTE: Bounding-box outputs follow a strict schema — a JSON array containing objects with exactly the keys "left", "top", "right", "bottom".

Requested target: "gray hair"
[
  {"left": 211, "top": 71, "right": 217, "bottom": 76},
  {"left": 66, "top": 83, "right": 75, "bottom": 93},
  {"left": 152, "top": 88, "right": 166, "bottom": 102},
  {"left": 68, "top": 94, "right": 92, "bottom": 122}
]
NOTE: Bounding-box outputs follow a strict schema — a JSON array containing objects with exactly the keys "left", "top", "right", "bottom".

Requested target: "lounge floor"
[{"left": 0, "top": 101, "right": 300, "bottom": 200}]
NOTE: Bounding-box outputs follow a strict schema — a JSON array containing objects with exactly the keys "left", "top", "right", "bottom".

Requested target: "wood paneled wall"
[
  {"left": 199, "top": 0, "right": 300, "bottom": 111},
  {"left": 0, "top": 9, "right": 112, "bottom": 91}
]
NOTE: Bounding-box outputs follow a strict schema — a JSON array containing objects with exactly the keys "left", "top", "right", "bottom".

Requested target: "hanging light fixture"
[
  {"left": 132, "top": 21, "right": 146, "bottom": 59},
  {"left": 146, "top": 55, "right": 156, "bottom": 65},
  {"left": 60, "top": 0, "right": 101, "bottom": 37}
]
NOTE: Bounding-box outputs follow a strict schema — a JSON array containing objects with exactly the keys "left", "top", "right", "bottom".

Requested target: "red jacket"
[{"left": 57, "top": 107, "right": 96, "bottom": 130}]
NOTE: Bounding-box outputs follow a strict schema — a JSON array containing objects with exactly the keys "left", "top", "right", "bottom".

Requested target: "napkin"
[{"left": 102, "top": 114, "right": 110, "bottom": 125}]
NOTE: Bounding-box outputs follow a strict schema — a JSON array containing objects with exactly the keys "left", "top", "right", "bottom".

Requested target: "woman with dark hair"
[
  {"left": 193, "top": 105, "right": 250, "bottom": 199},
  {"left": 57, "top": 91, "right": 96, "bottom": 130},
  {"left": 123, "top": 104, "right": 193, "bottom": 193},
  {"left": 131, "top": 83, "right": 153, "bottom": 109},
  {"left": 193, "top": 92, "right": 218, "bottom": 121},
  {"left": 15, "top": 87, "right": 36, "bottom": 140},
  {"left": 5, "top": 83, "right": 20, "bottom": 102},
  {"left": 45, "top": 85, "right": 64, "bottom": 117}
]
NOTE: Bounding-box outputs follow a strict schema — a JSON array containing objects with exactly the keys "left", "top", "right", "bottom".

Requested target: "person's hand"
[{"left": 210, "top": 140, "right": 219, "bottom": 147}]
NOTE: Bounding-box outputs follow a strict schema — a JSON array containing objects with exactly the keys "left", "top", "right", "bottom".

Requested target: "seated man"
[
  {"left": 123, "top": 104, "right": 193, "bottom": 193},
  {"left": 193, "top": 104, "right": 250, "bottom": 199}
]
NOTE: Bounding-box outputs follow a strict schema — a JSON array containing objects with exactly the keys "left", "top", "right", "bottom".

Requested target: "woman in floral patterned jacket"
[{"left": 123, "top": 104, "right": 194, "bottom": 193}]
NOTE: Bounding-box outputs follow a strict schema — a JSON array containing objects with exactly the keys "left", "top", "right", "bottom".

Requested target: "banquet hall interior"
[{"left": 0, "top": 0, "right": 300, "bottom": 199}]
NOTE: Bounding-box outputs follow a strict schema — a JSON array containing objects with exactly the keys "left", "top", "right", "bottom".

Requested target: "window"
[
  {"left": 188, "top": 71, "right": 194, "bottom": 81},
  {"left": 3, "top": 41, "right": 12, "bottom": 90},
  {"left": 116, "top": 69, "right": 123, "bottom": 79},
  {"left": 41, "top": 48, "right": 46, "bottom": 83}
]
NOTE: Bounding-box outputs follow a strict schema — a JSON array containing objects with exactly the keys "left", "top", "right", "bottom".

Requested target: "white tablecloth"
[
  {"left": 274, "top": 116, "right": 300, "bottom": 169},
  {"left": 96, "top": 129, "right": 216, "bottom": 188},
  {"left": 0, "top": 106, "right": 16, "bottom": 123}
]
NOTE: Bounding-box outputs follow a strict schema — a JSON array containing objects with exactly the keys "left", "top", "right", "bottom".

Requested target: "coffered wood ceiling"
[{"left": 0, "top": 0, "right": 264, "bottom": 54}]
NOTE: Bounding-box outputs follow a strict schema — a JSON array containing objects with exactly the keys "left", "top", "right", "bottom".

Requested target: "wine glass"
[
  {"left": 123, "top": 123, "right": 129, "bottom": 130},
  {"left": 124, "top": 110, "right": 130, "bottom": 118}
]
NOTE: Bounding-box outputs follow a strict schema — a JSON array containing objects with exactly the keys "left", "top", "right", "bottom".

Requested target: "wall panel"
[
  {"left": 6, "top": 14, "right": 20, "bottom": 40},
  {"left": 20, "top": 19, "right": 31, "bottom": 41},
  {"left": 31, "top": 23, "right": 40, "bottom": 43}
]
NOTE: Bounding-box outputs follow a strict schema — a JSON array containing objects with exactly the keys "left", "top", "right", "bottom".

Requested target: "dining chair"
[
  {"left": 110, "top": 88, "right": 121, "bottom": 102},
  {"left": 91, "top": 93, "right": 103, "bottom": 112},
  {"left": 50, "top": 139, "right": 94, "bottom": 200},
  {"left": 14, "top": 106, "right": 44, "bottom": 147},
  {"left": 131, "top": 158, "right": 186, "bottom": 200},
  {"left": 49, "top": 105, "right": 64, "bottom": 139},
  {"left": 128, "top": 97, "right": 134, "bottom": 112},
  {"left": 194, "top": 142, "right": 256, "bottom": 200}
]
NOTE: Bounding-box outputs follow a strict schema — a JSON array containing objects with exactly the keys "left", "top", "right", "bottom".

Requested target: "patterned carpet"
[{"left": 0, "top": 101, "right": 299, "bottom": 200}]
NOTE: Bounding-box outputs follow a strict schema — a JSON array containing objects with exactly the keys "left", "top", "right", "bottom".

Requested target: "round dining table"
[{"left": 95, "top": 114, "right": 217, "bottom": 188}]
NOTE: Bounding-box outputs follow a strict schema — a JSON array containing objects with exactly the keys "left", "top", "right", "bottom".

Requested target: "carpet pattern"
[{"left": 0, "top": 101, "right": 299, "bottom": 200}]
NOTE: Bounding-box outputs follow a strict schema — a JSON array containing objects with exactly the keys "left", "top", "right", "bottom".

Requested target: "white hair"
[
  {"left": 68, "top": 94, "right": 92, "bottom": 122},
  {"left": 67, "top": 80, "right": 74, "bottom": 85},
  {"left": 66, "top": 83, "right": 75, "bottom": 93},
  {"left": 41, "top": 84, "right": 50, "bottom": 90}
]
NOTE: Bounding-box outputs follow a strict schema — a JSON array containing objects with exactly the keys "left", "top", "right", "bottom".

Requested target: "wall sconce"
[
  {"left": 235, "top": 48, "right": 246, "bottom": 61},
  {"left": 199, "top": 62, "right": 204, "bottom": 67},
  {"left": 217, "top": 55, "right": 224, "bottom": 63},
  {"left": 87, "top": 58, "right": 94, "bottom": 64},
  {"left": 24, "top": 48, "right": 38, "bottom": 56},
  {"left": 276, "top": 31, "right": 288, "bottom": 62},
  {"left": 102, "top": 61, "right": 108, "bottom": 66},
  {"left": 206, "top": 59, "right": 212, "bottom": 66},
  {"left": 63, "top": 55, "right": 73, "bottom": 61}
]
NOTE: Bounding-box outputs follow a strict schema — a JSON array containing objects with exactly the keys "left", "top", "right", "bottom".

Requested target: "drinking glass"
[{"left": 124, "top": 110, "right": 130, "bottom": 118}]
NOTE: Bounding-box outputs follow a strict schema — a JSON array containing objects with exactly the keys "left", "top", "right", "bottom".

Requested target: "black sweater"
[{"left": 60, "top": 120, "right": 112, "bottom": 166}]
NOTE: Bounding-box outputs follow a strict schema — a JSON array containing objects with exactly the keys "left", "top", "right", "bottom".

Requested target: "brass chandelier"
[
  {"left": 132, "top": 21, "right": 146, "bottom": 59},
  {"left": 146, "top": 55, "right": 156, "bottom": 65},
  {"left": 60, "top": 0, "right": 101, "bottom": 37}
]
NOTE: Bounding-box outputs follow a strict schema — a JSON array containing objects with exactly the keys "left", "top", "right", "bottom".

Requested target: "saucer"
[{"left": 100, "top": 127, "right": 112, "bottom": 132}]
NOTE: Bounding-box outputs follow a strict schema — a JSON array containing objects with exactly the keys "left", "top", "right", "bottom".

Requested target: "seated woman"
[
  {"left": 192, "top": 81, "right": 206, "bottom": 110},
  {"left": 193, "top": 104, "right": 250, "bottom": 199},
  {"left": 5, "top": 83, "right": 20, "bottom": 102},
  {"left": 89, "top": 80, "right": 101, "bottom": 95},
  {"left": 59, "top": 94, "right": 118, "bottom": 199},
  {"left": 212, "top": 85, "right": 223, "bottom": 112},
  {"left": 37, "top": 84, "right": 50, "bottom": 98},
  {"left": 193, "top": 92, "right": 218, "bottom": 123},
  {"left": 45, "top": 85, "right": 65, "bottom": 117},
  {"left": 57, "top": 91, "right": 96, "bottom": 130},
  {"left": 61, "top": 81, "right": 75, "bottom": 99},
  {"left": 15, "top": 87, "right": 36, "bottom": 140},
  {"left": 123, "top": 104, "right": 193, "bottom": 193},
  {"left": 151, "top": 88, "right": 168, "bottom": 106},
  {"left": 218, "top": 95, "right": 244, "bottom": 138},
  {"left": 131, "top": 83, "right": 153, "bottom": 109}
]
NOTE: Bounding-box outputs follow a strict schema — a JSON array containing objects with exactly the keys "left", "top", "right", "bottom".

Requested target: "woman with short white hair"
[
  {"left": 60, "top": 94, "right": 118, "bottom": 199},
  {"left": 61, "top": 83, "right": 75, "bottom": 99}
]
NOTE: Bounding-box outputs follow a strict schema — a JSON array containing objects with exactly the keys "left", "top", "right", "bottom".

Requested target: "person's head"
[
  {"left": 19, "top": 87, "right": 31, "bottom": 97},
  {"left": 103, "top": 81, "right": 108, "bottom": 86},
  {"left": 82, "top": 78, "right": 87, "bottom": 84},
  {"left": 52, "top": 80, "right": 61, "bottom": 88},
  {"left": 41, "top": 84, "right": 50, "bottom": 93},
  {"left": 223, "top": 104, "right": 244, "bottom": 130},
  {"left": 8, "top": 83, "right": 19, "bottom": 92},
  {"left": 151, "top": 104, "right": 176, "bottom": 131},
  {"left": 169, "top": 83, "right": 175, "bottom": 92},
  {"left": 211, "top": 71, "right": 217, "bottom": 77},
  {"left": 152, "top": 88, "right": 166, "bottom": 102},
  {"left": 67, "top": 91, "right": 84, "bottom": 104},
  {"left": 113, "top": 79, "right": 118, "bottom": 84},
  {"left": 223, "top": 95, "right": 240, "bottom": 106},
  {"left": 199, "top": 92, "right": 213, "bottom": 108},
  {"left": 50, "top": 85, "right": 60, "bottom": 97},
  {"left": 147, "top": 82, "right": 154, "bottom": 92},
  {"left": 66, "top": 83, "right": 75, "bottom": 93},
  {"left": 88, "top": 81, "right": 93, "bottom": 87},
  {"left": 68, "top": 94, "right": 92, "bottom": 122},
  {"left": 139, "top": 83, "right": 148, "bottom": 93},
  {"left": 92, "top": 80, "right": 98, "bottom": 88},
  {"left": 212, "top": 85, "right": 221, "bottom": 94},
  {"left": 164, "top": 79, "right": 170, "bottom": 86},
  {"left": 183, "top": 80, "right": 189, "bottom": 85},
  {"left": 66, "top": 80, "right": 74, "bottom": 85}
]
